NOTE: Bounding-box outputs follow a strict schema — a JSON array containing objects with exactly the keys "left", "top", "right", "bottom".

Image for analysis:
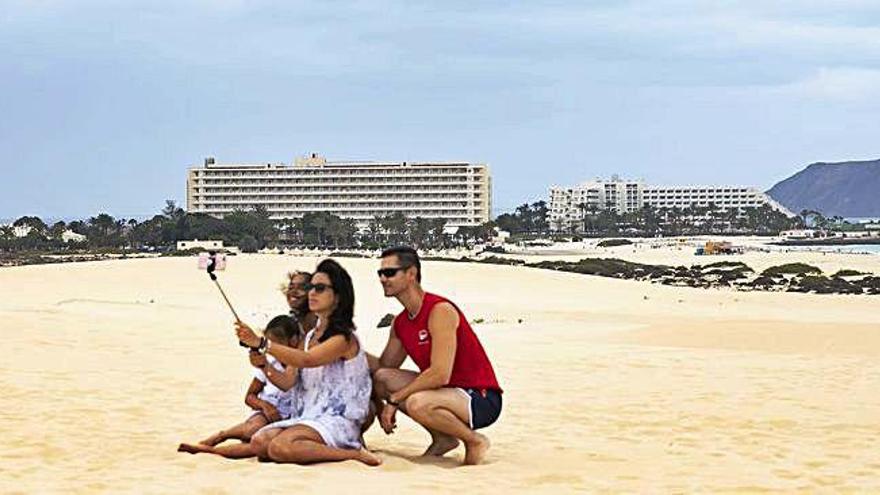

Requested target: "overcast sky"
[{"left": 2, "top": 0, "right": 879, "bottom": 219}]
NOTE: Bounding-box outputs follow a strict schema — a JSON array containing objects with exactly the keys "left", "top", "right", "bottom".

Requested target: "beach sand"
[{"left": 1, "top": 253, "right": 879, "bottom": 493}]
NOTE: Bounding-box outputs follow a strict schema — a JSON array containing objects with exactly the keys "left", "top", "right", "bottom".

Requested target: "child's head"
[
  {"left": 281, "top": 271, "right": 312, "bottom": 315},
  {"left": 264, "top": 314, "right": 302, "bottom": 347}
]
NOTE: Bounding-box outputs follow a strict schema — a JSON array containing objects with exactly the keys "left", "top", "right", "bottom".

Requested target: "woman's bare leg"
[{"left": 267, "top": 425, "right": 381, "bottom": 466}]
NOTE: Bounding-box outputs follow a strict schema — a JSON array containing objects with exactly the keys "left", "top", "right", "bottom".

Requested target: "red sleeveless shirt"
[{"left": 394, "top": 292, "right": 501, "bottom": 392}]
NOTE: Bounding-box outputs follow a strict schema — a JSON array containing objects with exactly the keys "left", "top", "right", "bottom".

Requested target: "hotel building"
[
  {"left": 549, "top": 178, "right": 793, "bottom": 231},
  {"left": 186, "top": 154, "right": 491, "bottom": 228}
]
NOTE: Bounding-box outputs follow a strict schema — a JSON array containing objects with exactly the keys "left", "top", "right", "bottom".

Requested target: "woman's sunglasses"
[
  {"left": 304, "top": 283, "right": 334, "bottom": 294},
  {"left": 377, "top": 266, "right": 408, "bottom": 278}
]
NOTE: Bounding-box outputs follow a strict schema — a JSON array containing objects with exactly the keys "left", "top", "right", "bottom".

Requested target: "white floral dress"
[{"left": 259, "top": 327, "right": 372, "bottom": 449}]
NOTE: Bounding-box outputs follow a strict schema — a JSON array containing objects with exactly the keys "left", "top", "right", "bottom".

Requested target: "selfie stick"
[{"left": 206, "top": 253, "right": 249, "bottom": 348}]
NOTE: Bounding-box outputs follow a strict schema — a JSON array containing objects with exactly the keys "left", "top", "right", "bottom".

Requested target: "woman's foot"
[
  {"left": 177, "top": 442, "right": 214, "bottom": 455},
  {"left": 354, "top": 448, "right": 383, "bottom": 466},
  {"left": 463, "top": 433, "right": 490, "bottom": 465}
]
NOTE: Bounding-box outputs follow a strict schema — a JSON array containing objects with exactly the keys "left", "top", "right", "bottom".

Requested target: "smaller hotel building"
[{"left": 549, "top": 178, "right": 793, "bottom": 231}]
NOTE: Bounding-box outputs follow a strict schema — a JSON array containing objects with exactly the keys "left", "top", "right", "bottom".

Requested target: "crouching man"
[{"left": 369, "top": 247, "right": 502, "bottom": 465}]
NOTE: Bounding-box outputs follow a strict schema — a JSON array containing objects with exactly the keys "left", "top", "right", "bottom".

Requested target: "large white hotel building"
[
  {"left": 186, "top": 154, "right": 491, "bottom": 228},
  {"left": 549, "top": 177, "right": 793, "bottom": 231}
]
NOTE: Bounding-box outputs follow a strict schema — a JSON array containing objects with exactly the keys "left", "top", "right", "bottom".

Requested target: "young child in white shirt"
[{"left": 178, "top": 315, "right": 301, "bottom": 457}]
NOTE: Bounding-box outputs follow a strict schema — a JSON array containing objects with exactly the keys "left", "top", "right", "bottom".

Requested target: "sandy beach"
[{"left": 2, "top": 251, "right": 879, "bottom": 493}]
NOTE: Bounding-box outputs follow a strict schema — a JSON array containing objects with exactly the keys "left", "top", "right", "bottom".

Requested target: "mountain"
[{"left": 766, "top": 159, "right": 880, "bottom": 217}]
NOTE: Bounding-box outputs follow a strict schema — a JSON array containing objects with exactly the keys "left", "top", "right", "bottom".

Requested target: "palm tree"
[
  {"left": 427, "top": 218, "right": 447, "bottom": 249},
  {"left": 381, "top": 212, "right": 408, "bottom": 245},
  {"left": 0, "top": 225, "right": 14, "bottom": 241},
  {"left": 723, "top": 207, "right": 741, "bottom": 234},
  {"left": 407, "top": 217, "right": 431, "bottom": 249}
]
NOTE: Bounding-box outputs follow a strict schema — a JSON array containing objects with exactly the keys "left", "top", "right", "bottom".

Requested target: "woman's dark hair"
[
  {"left": 315, "top": 259, "right": 356, "bottom": 343},
  {"left": 265, "top": 314, "right": 302, "bottom": 345}
]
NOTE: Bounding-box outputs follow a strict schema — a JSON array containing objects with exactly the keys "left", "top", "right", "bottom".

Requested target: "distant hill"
[{"left": 766, "top": 159, "right": 880, "bottom": 217}]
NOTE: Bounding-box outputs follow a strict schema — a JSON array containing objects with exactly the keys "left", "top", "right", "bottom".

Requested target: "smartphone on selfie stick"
[{"left": 198, "top": 252, "right": 249, "bottom": 349}]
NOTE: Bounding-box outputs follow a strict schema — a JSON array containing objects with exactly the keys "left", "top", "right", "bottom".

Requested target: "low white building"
[
  {"left": 61, "top": 230, "right": 87, "bottom": 243},
  {"left": 13, "top": 225, "right": 32, "bottom": 238},
  {"left": 781, "top": 229, "right": 818, "bottom": 240},
  {"left": 177, "top": 239, "right": 224, "bottom": 251}
]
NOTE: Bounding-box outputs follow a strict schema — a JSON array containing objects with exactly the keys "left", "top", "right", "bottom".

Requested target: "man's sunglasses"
[
  {"left": 304, "top": 283, "right": 333, "bottom": 293},
  {"left": 377, "top": 266, "right": 409, "bottom": 278}
]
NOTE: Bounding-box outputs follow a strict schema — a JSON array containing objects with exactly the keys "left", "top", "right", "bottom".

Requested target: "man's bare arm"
[
  {"left": 387, "top": 302, "right": 457, "bottom": 403},
  {"left": 368, "top": 323, "right": 408, "bottom": 372}
]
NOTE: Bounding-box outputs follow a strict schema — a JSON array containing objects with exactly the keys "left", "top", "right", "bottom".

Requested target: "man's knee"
[
  {"left": 372, "top": 368, "right": 396, "bottom": 395},
  {"left": 404, "top": 391, "right": 433, "bottom": 419}
]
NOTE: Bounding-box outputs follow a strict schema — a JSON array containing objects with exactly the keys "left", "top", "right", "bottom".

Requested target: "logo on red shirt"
[{"left": 417, "top": 329, "right": 429, "bottom": 344}]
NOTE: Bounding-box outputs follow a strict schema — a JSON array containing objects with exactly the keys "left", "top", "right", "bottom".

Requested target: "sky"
[{"left": 2, "top": 0, "right": 880, "bottom": 220}]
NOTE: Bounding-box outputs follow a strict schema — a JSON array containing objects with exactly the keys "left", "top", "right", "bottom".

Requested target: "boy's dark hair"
[
  {"left": 265, "top": 314, "right": 302, "bottom": 344},
  {"left": 315, "top": 259, "right": 356, "bottom": 343},
  {"left": 380, "top": 246, "right": 421, "bottom": 282}
]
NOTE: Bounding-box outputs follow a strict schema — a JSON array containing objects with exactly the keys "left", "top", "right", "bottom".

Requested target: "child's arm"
[
  {"left": 264, "top": 363, "right": 298, "bottom": 392},
  {"left": 244, "top": 378, "right": 269, "bottom": 411}
]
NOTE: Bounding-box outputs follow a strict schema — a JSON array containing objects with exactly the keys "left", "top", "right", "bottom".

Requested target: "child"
[{"left": 177, "top": 315, "right": 302, "bottom": 457}]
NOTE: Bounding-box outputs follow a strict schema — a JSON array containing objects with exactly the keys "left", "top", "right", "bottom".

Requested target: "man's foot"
[
  {"left": 423, "top": 435, "right": 460, "bottom": 456},
  {"left": 177, "top": 442, "right": 214, "bottom": 455},
  {"left": 354, "top": 448, "right": 383, "bottom": 466},
  {"left": 463, "top": 433, "right": 490, "bottom": 465}
]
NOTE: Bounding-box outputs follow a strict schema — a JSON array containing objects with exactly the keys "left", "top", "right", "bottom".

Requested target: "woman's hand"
[{"left": 235, "top": 321, "right": 261, "bottom": 348}]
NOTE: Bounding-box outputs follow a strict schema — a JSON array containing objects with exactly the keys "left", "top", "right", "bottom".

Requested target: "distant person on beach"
[
  {"left": 369, "top": 246, "right": 502, "bottom": 465},
  {"left": 178, "top": 314, "right": 302, "bottom": 458},
  {"left": 235, "top": 259, "right": 381, "bottom": 466}
]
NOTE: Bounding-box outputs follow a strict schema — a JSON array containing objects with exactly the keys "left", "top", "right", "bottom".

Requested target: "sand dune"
[{"left": 1, "top": 253, "right": 879, "bottom": 492}]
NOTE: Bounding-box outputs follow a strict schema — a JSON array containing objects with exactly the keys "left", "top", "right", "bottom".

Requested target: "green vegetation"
[
  {"left": 597, "top": 239, "right": 633, "bottom": 248},
  {"left": 561, "top": 203, "right": 801, "bottom": 237},
  {"left": 832, "top": 269, "right": 867, "bottom": 278},
  {"left": 761, "top": 263, "right": 822, "bottom": 277},
  {"left": 0, "top": 200, "right": 501, "bottom": 261}
]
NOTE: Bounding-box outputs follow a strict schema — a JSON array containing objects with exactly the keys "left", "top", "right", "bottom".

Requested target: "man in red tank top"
[{"left": 369, "top": 247, "right": 502, "bottom": 465}]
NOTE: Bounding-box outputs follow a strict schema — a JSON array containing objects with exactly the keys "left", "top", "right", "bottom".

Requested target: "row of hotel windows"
[
  {"left": 203, "top": 207, "right": 480, "bottom": 218},
  {"left": 193, "top": 168, "right": 483, "bottom": 178},
  {"left": 192, "top": 192, "right": 483, "bottom": 198},
  {"left": 192, "top": 177, "right": 480, "bottom": 185},
  {"left": 645, "top": 196, "right": 760, "bottom": 201},
  {"left": 555, "top": 188, "right": 754, "bottom": 194},
  {"left": 645, "top": 189, "right": 753, "bottom": 194},
  {"left": 192, "top": 184, "right": 483, "bottom": 192},
  {"left": 192, "top": 196, "right": 479, "bottom": 203},
  {"left": 550, "top": 200, "right": 763, "bottom": 212},
  {"left": 195, "top": 201, "right": 477, "bottom": 208}
]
